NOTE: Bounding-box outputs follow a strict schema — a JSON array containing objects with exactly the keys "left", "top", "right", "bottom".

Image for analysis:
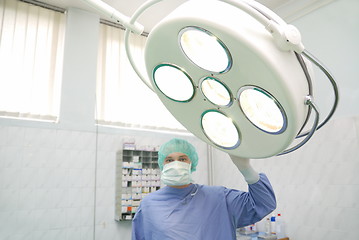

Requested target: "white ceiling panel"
[{"left": 30, "top": 0, "right": 335, "bottom": 32}]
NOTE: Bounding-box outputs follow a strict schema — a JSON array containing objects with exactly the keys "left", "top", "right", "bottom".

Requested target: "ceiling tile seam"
[{"left": 274, "top": 0, "right": 338, "bottom": 22}]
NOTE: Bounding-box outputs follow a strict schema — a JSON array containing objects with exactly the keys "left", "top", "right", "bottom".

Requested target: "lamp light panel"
[
  {"left": 153, "top": 64, "right": 194, "bottom": 102},
  {"left": 179, "top": 27, "right": 232, "bottom": 73},
  {"left": 201, "top": 110, "right": 240, "bottom": 149},
  {"left": 201, "top": 77, "right": 232, "bottom": 107},
  {"left": 238, "top": 86, "right": 286, "bottom": 134}
]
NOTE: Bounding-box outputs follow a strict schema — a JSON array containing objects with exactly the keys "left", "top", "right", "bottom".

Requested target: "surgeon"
[{"left": 132, "top": 138, "right": 276, "bottom": 240}]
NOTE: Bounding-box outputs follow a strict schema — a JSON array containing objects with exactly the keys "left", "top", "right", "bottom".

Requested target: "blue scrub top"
[{"left": 132, "top": 173, "right": 276, "bottom": 240}]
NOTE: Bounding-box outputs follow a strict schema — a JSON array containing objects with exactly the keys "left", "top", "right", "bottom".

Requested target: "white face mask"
[{"left": 161, "top": 161, "right": 192, "bottom": 186}]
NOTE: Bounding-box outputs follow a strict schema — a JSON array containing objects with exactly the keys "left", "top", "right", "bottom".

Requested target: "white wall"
[
  {"left": 290, "top": 0, "right": 359, "bottom": 119},
  {"left": 59, "top": 8, "right": 99, "bottom": 131}
]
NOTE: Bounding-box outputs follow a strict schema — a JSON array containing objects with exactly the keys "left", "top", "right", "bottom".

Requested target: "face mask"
[{"left": 161, "top": 161, "right": 192, "bottom": 186}]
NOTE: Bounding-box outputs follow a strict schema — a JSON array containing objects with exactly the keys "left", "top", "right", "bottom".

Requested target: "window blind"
[
  {"left": 0, "top": 0, "right": 65, "bottom": 121},
  {"left": 96, "top": 23, "right": 186, "bottom": 132}
]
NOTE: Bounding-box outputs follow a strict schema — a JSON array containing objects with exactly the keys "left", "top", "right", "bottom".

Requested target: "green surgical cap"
[{"left": 158, "top": 138, "right": 198, "bottom": 172}]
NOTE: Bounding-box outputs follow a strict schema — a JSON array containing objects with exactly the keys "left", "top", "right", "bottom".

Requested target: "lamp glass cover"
[
  {"left": 179, "top": 27, "right": 231, "bottom": 73},
  {"left": 153, "top": 64, "right": 194, "bottom": 102},
  {"left": 201, "top": 77, "right": 231, "bottom": 106},
  {"left": 201, "top": 110, "right": 240, "bottom": 149},
  {"left": 239, "top": 87, "right": 286, "bottom": 133}
]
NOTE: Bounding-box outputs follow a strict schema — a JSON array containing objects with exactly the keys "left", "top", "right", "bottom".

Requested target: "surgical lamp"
[{"left": 84, "top": 0, "right": 338, "bottom": 158}]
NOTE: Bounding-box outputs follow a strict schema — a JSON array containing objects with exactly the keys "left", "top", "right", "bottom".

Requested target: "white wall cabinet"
[{"left": 115, "top": 149, "right": 161, "bottom": 221}]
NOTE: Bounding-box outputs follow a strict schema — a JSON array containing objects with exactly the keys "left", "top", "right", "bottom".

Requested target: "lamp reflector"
[
  {"left": 201, "top": 110, "right": 240, "bottom": 149},
  {"left": 144, "top": 0, "right": 313, "bottom": 157},
  {"left": 179, "top": 27, "right": 231, "bottom": 73},
  {"left": 201, "top": 77, "right": 232, "bottom": 106},
  {"left": 238, "top": 87, "right": 286, "bottom": 134},
  {"left": 153, "top": 64, "right": 194, "bottom": 102}
]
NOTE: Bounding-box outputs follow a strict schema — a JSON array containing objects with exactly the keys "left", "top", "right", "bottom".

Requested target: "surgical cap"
[{"left": 158, "top": 138, "right": 198, "bottom": 172}]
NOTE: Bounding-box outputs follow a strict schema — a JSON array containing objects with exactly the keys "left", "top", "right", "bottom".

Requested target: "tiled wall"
[
  {"left": 211, "top": 116, "right": 359, "bottom": 240},
  {"left": 0, "top": 116, "right": 358, "bottom": 240},
  {"left": 0, "top": 125, "right": 208, "bottom": 240},
  {"left": 0, "top": 127, "right": 97, "bottom": 240}
]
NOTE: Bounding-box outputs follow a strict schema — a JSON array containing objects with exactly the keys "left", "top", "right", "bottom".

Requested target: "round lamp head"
[{"left": 144, "top": 0, "right": 310, "bottom": 158}]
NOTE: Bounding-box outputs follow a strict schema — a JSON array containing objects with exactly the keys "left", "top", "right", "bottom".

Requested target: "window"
[
  {"left": 96, "top": 23, "right": 186, "bottom": 131},
  {"left": 0, "top": 0, "right": 65, "bottom": 121}
]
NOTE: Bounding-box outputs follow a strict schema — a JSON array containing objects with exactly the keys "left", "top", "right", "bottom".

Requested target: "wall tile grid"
[
  {"left": 212, "top": 116, "right": 359, "bottom": 240},
  {"left": 1, "top": 116, "right": 358, "bottom": 240},
  {"left": 0, "top": 126, "right": 209, "bottom": 240},
  {"left": 0, "top": 126, "right": 101, "bottom": 240},
  {"left": 277, "top": 116, "right": 359, "bottom": 240}
]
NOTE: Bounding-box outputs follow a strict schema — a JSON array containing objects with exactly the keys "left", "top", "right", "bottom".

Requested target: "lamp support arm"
[
  {"left": 297, "top": 50, "right": 339, "bottom": 136},
  {"left": 277, "top": 96, "right": 320, "bottom": 156},
  {"left": 220, "top": 0, "right": 305, "bottom": 52},
  {"left": 81, "top": 0, "right": 144, "bottom": 34}
]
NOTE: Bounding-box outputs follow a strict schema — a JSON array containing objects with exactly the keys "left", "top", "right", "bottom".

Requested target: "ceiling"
[{"left": 36, "top": 0, "right": 335, "bottom": 32}]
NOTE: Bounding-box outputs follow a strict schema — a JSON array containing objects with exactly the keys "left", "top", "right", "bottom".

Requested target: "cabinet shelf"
[{"left": 116, "top": 148, "right": 161, "bottom": 221}]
